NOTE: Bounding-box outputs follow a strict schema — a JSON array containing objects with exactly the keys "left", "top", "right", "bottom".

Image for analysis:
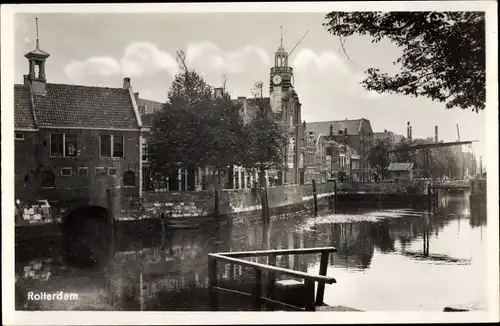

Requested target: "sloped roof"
[
  {"left": 14, "top": 83, "right": 139, "bottom": 129},
  {"left": 14, "top": 85, "right": 36, "bottom": 129},
  {"left": 137, "top": 98, "right": 164, "bottom": 115},
  {"left": 306, "top": 119, "right": 368, "bottom": 136},
  {"left": 388, "top": 162, "right": 414, "bottom": 171}
]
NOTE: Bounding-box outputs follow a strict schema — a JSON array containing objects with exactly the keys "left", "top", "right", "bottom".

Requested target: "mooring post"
[
  {"left": 106, "top": 188, "right": 115, "bottom": 259},
  {"left": 315, "top": 251, "right": 330, "bottom": 306},
  {"left": 427, "top": 183, "right": 432, "bottom": 212},
  {"left": 333, "top": 180, "right": 338, "bottom": 214},
  {"left": 260, "top": 187, "right": 270, "bottom": 226},
  {"left": 214, "top": 189, "right": 220, "bottom": 218},
  {"left": 304, "top": 279, "right": 316, "bottom": 311},
  {"left": 312, "top": 179, "right": 318, "bottom": 217},
  {"left": 208, "top": 256, "right": 218, "bottom": 311},
  {"left": 252, "top": 269, "right": 263, "bottom": 311}
]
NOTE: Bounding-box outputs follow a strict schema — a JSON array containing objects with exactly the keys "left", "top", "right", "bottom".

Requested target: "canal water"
[{"left": 15, "top": 193, "right": 487, "bottom": 311}]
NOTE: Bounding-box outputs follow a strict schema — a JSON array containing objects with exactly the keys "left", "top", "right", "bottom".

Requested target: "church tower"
[
  {"left": 24, "top": 18, "right": 50, "bottom": 95},
  {"left": 269, "top": 27, "right": 305, "bottom": 185}
]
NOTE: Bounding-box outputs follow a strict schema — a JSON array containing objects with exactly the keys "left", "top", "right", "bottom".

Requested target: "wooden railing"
[{"left": 208, "top": 247, "right": 337, "bottom": 311}]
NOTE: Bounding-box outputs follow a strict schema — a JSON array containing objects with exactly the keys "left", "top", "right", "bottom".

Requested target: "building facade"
[
  {"left": 14, "top": 40, "right": 147, "bottom": 225},
  {"left": 307, "top": 119, "right": 374, "bottom": 181}
]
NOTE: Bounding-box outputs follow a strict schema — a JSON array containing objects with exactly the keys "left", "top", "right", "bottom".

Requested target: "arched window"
[
  {"left": 41, "top": 171, "right": 55, "bottom": 188},
  {"left": 299, "top": 153, "right": 304, "bottom": 169},
  {"left": 288, "top": 137, "right": 295, "bottom": 168},
  {"left": 123, "top": 171, "right": 136, "bottom": 187}
]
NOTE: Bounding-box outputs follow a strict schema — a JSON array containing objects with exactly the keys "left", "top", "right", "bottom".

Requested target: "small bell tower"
[{"left": 24, "top": 18, "right": 50, "bottom": 94}]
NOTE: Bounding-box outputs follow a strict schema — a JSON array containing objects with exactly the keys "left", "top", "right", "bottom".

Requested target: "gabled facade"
[
  {"left": 307, "top": 118, "right": 374, "bottom": 181},
  {"left": 14, "top": 40, "right": 147, "bottom": 225}
]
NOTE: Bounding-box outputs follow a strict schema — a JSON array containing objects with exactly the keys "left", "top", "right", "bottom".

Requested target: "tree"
[
  {"left": 367, "top": 139, "right": 391, "bottom": 180},
  {"left": 241, "top": 98, "right": 288, "bottom": 186},
  {"left": 323, "top": 12, "right": 485, "bottom": 112},
  {"left": 150, "top": 68, "right": 244, "bottom": 186}
]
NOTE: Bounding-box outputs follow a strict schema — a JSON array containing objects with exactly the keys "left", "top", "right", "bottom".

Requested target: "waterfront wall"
[{"left": 140, "top": 180, "right": 428, "bottom": 220}]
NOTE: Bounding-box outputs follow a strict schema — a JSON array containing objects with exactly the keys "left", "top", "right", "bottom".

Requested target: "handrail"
[
  {"left": 217, "top": 247, "right": 337, "bottom": 258},
  {"left": 208, "top": 253, "right": 336, "bottom": 284}
]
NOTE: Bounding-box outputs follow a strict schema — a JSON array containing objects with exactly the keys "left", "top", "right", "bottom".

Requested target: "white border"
[{"left": 2, "top": 2, "right": 499, "bottom": 325}]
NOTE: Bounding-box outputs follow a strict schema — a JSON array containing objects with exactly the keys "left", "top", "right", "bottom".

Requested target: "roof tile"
[{"left": 14, "top": 83, "right": 139, "bottom": 129}]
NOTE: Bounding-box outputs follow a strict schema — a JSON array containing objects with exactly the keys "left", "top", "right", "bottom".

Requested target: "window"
[
  {"left": 61, "top": 167, "right": 72, "bottom": 176},
  {"left": 95, "top": 167, "right": 106, "bottom": 176},
  {"left": 100, "top": 134, "right": 124, "bottom": 158},
  {"left": 50, "top": 133, "right": 78, "bottom": 157},
  {"left": 15, "top": 132, "right": 25, "bottom": 140},
  {"left": 108, "top": 167, "right": 118, "bottom": 176},
  {"left": 78, "top": 167, "right": 88, "bottom": 177},
  {"left": 41, "top": 171, "right": 55, "bottom": 188},
  {"left": 123, "top": 171, "right": 135, "bottom": 187}
]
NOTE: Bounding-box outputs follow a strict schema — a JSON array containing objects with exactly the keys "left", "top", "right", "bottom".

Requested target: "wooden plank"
[
  {"left": 304, "top": 279, "right": 315, "bottom": 311},
  {"left": 315, "top": 251, "right": 330, "bottom": 306},
  {"left": 217, "top": 247, "right": 337, "bottom": 258},
  {"left": 209, "top": 253, "right": 337, "bottom": 284},
  {"left": 208, "top": 257, "right": 218, "bottom": 311},
  {"left": 252, "top": 269, "right": 262, "bottom": 311}
]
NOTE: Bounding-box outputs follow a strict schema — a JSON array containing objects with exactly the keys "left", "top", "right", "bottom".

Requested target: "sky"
[{"left": 14, "top": 12, "right": 487, "bottom": 163}]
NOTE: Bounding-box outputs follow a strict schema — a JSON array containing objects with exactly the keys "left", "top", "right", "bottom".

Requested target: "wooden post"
[
  {"left": 252, "top": 269, "right": 262, "bottom": 311},
  {"left": 304, "top": 279, "right": 316, "bottom": 311},
  {"left": 266, "top": 254, "right": 277, "bottom": 302},
  {"left": 208, "top": 257, "right": 218, "bottom": 311},
  {"left": 260, "top": 188, "right": 270, "bottom": 226},
  {"left": 427, "top": 183, "right": 432, "bottom": 212},
  {"left": 139, "top": 273, "right": 145, "bottom": 311},
  {"left": 315, "top": 251, "right": 329, "bottom": 306},
  {"left": 106, "top": 188, "right": 115, "bottom": 259},
  {"left": 333, "top": 180, "right": 338, "bottom": 214},
  {"left": 214, "top": 189, "right": 220, "bottom": 218},
  {"left": 312, "top": 179, "right": 318, "bottom": 217}
]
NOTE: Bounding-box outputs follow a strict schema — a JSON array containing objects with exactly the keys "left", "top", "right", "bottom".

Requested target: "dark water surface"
[{"left": 15, "top": 194, "right": 487, "bottom": 311}]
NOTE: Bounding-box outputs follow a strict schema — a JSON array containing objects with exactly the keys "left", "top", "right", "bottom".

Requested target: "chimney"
[
  {"left": 123, "top": 77, "right": 131, "bottom": 89},
  {"left": 134, "top": 92, "right": 139, "bottom": 102},
  {"left": 214, "top": 88, "right": 223, "bottom": 99},
  {"left": 344, "top": 128, "right": 348, "bottom": 135},
  {"left": 303, "top": 120, "right": 306, "bottom": 129},
  {"left": 329, "top": 124, "right": 333, "bottom": 137},
  {"left": 435, "top": 126, "right": 439, "bottom": 143}
]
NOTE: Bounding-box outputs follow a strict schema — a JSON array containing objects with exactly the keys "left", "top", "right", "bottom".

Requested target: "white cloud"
[
  {"left": 64, "top": 40, "right": 270, "bottom": 81},
  {"left": 64, "top": 41, "right": 178, "bottom": 80},
  {"left": 185, "top": 41, "right": 271, "bottom": 74},
  {"left": 293, "top": 49, "right": 350, "bottom": 76},
  {"left": 64, "top": 56, "right": 121, "bottom": 80},
  {"left": 120, "top": 42, "right": 178, "bottom": 77}
]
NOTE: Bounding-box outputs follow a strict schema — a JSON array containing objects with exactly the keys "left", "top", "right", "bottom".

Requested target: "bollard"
[{"left": 312, "top": 179, "right": 318, "bottom": 217}]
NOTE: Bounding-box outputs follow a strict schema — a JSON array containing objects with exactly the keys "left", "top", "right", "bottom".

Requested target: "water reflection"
[{"left": 15, "top": 193, "right": 486, "bottom": 311}]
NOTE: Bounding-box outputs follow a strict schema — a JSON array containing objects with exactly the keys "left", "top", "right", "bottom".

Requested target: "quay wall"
[{"left": 140, "top": 180, "right": 429, "bottom": 220}]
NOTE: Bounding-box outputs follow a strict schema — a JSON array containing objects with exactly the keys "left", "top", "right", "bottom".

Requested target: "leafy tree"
[
  {"left": 241, "top": 98, "right": 288, "bottom": 186},
  {"left": 150, "top": 69, "right": 244, "bottom": 187},
  {"left": 367, "top": 139, "right": 391, "bottom": 180},
  {"left": 323, "top": 12, "right": 485, "bottom": 112},
  {"left": 251, "top": 81, "right": 264, "bottom": 98}
]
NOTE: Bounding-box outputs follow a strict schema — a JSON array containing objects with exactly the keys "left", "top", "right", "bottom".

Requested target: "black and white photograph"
[{"left": 1, "top": 2, "right": 498, "bottom": 325}]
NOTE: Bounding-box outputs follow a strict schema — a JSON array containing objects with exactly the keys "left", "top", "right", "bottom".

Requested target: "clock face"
[{"left": 272, "top": 75, "right": 282, "bottom": 85}]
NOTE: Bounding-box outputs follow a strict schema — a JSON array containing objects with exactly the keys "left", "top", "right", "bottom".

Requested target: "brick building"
[
  {"left": 307, "top": 119, "right": 374, "bottom": 181},
  {"left": 14, "top": 39, "right": 148, "bottom": 225}
]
